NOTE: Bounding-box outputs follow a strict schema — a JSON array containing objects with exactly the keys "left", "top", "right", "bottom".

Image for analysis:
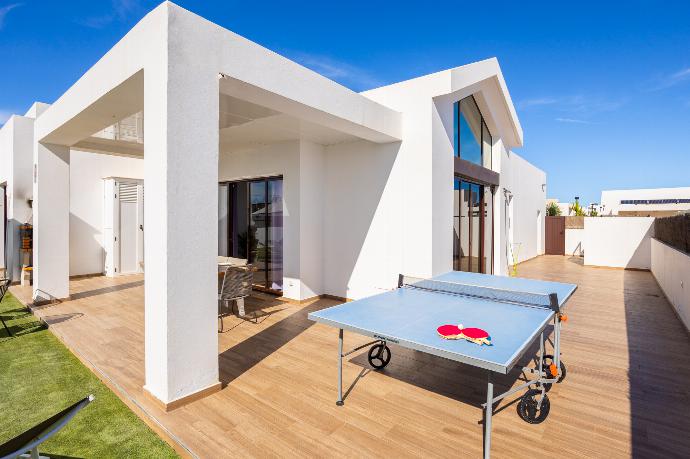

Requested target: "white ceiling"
[
  {"left": 219, "top": 94, "right": 358, "bottom": 152},
  {"left": 72, "top": 90, "right": 364, "bottom": 158}
]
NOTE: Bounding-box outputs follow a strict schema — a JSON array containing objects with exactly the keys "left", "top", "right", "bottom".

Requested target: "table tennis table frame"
[{"left": 331, "top": 283, "right": 567, "bottom": 459}]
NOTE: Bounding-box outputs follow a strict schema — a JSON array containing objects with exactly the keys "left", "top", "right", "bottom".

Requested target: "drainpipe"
[{"left": 503, "top": 188, "right": 513, "bottom": 274}]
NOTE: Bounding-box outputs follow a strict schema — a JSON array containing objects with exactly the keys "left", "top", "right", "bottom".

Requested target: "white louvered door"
[
  {"left": 115, "top": 181, "right": 144, "bottom": 275},
  {"left": 119, "top": 181, "right": 139, "bottom": 274}
]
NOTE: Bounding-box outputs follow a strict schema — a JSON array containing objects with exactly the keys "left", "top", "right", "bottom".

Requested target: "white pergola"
[{"left": 32, "top": 2, "right": 401, "bottom": 409}]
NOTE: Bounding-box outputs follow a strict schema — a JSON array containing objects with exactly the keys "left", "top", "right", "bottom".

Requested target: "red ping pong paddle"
[
  {"left": 436, "top": 323, "right": 492, "bottom": 346},
  {"left": 437, "top": 324, "right": 462, "bottom": 339},
  {"left": 459, "top": 327, "right": 491, "bottom": 346}
]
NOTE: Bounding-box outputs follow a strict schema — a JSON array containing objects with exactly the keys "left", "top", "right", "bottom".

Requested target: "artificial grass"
[{"left": 0, "top": 291, "right": 179, "bottom": 458}]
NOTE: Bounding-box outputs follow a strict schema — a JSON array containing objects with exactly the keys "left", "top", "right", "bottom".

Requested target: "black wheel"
[
  {"left": 517, "top": 389, "right": 550, "bottom": 424},
  {"left": 367, "top": 343, "right": 391, "bottom": 369}
]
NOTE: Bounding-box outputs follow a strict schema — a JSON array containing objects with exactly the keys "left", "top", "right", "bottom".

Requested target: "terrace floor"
[{"left": 10, "top": 255, "right": 690, "bottom": 458}]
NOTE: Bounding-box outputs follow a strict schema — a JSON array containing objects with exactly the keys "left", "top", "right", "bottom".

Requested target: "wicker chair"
[{"left": 218, "top": 265, "right": 254, "bottom": 332}]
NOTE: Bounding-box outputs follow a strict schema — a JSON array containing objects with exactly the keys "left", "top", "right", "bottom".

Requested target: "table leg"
[
  {"left": 539, "top": 331, "right": 544, "bottom": 378},
  {"left": 484, "top": 371, "right": 493, "bottom": 458},
  {"left": 554, "top": 315, "right": 560, "bottom": 369},
  {"left": 337, "top": 328, "right": 344, "bottom": 406}
]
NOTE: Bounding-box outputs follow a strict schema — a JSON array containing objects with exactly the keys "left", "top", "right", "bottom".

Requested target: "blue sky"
[{"left": 1, "top": 1, "right": 689, "bottom": 204}]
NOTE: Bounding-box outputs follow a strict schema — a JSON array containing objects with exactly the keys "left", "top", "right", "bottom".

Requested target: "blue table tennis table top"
[{"left": 308, "top": 271, "right": 577, "bottom": 374}]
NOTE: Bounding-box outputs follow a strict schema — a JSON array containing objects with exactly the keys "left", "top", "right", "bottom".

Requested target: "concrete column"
[
  {"left": 33, "top": 142, "right": 70, "bottom": 302},
  {"left": 142, "top": 62, "right": 220, "bottom": 407}
]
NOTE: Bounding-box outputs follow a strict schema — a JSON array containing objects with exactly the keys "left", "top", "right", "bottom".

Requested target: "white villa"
[
  {"left": 0, "top": 2, "right": 546, "bottom": 409},
  {"left": 600, "top": 187, "right": 690, "bottom": 217}
]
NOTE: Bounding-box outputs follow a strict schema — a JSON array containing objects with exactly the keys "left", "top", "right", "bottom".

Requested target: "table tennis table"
[{"left": 308, "top": 271, "right": 577, "bottom": 458}]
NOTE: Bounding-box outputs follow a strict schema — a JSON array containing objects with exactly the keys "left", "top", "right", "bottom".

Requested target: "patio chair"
[
  {"left": 0, "top": 395, "right": 94, "bottom": 459},
  {"left": 1, "top": 278, "right": 12, "bottom": 337},
  {"left": 218, "top": 265, "right": 254, "bottom": 332}
]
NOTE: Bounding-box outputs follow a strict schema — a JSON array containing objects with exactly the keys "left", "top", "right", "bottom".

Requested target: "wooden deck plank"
[{"left": 9, "top": 255, "right": 690, "bottom": 458}]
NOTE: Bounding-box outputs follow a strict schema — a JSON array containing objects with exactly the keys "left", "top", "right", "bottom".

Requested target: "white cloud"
[
  {"left": 0, "top": 3, "right": 22, "bottom": 30},
  {"left": 287, "top": 52, "right": 385, "bottom": 91},
  {"left": 113, "top": 0, "right": 140, "bottom": 19},
  {"left": 648, "top": 67, "right": 690, "bottom": 91},
  {"left": 81, "top": 0, "right": 142, "bottom": 29},
  {"left": 518, "top": 94, "right": 624, "bottom": 123},
  {"left": 517, "top": 97, "right": 559, "bottom": 108},
  {"left": 555, "top": 117, "right": 591, "bottom": 124}
]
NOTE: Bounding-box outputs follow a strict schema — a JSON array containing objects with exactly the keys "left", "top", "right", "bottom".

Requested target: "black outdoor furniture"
[
  {"left": 0, "top": 395, "right": 94, "bottom": 459},
  {"left": 0, "top": 278, "right": 12, "bottom": 336}
]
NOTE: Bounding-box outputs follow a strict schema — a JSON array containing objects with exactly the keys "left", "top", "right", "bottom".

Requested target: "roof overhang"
[
  {"left": 34, "top": 2, "right": 402, "bottom": 151},
  {"left": 447, "top": 58, "right": 523, "bottom": 148},
  {"left": 362, "top": 58, "right": 523, "bottom": 149}
]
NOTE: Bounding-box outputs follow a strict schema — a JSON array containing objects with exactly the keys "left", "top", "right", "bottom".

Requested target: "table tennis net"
[{"left": 399, "top": 276, "right": 557, "bottom": 310}]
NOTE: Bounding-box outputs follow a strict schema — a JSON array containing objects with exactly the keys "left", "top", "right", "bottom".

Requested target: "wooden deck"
[{"left": 10, "top": 256, "right": 690, "bottom": 458}]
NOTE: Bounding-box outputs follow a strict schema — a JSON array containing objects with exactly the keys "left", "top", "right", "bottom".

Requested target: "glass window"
[
  {"left": 453, "top": 179, "right": 473, "bottom": 272},
  {"left": 218, "top": 184, "right": 229, "bottom": 257},
  {"left": 470, "top": 183, "right": 481, "bottom": 273},
  {"left": 453, "top": 178, "right": 494, "bottom": 274},
  {"left": 219, "top": 177, "right": 284, "bottom": 292},
  {"left": 453, "top": 179, "right": 459, "bottom": 269},
  {"left": 458, "top": 98, "right": 482, "bottom": 164},
  {"left": 249, "top": 181, "right": 267, "bottom": 288},
  {"left": 483, "top": 187, "right": 494, "bottom": 274},
  {"left": 455, "top": 96, "right": 493, "bottom": 170},
  {"left": 267, "top": 179, "right": 283, "bottom": 291},
  {"left": 230, "top": 182, "right": 249, "bottom": 260}
]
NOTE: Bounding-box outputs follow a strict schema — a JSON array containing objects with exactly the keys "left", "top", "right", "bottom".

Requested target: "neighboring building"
[
  {"left": 2, "top": 2, "right": 546, "bottom": 407},
  {"left": 601, "top": 187, "right": 690, "bottom": 217},
  {"left": 547, "top": 198, "right": 602, "bottom": 217},
  {"left": 547, "top": 198, "right": 573, "bottom": 216}
]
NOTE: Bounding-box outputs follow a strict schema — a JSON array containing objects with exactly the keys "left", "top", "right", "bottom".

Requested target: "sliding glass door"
[
  {"left": 218, "top": 177, "right": 283, "bottom": 292},
  {"left": 453, "top": 177, "right": 493, "bottom": 274}
]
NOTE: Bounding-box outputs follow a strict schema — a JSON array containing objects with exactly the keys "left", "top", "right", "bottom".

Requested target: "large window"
[
  {"left": 218, "top": 177, "right": 284, "bottom": 292},
  {"left": 454, "top": 96, "right": 492, "bottom": 169},
  {"left": 453, "top": 178, "right": 493, "bottom": 274}
]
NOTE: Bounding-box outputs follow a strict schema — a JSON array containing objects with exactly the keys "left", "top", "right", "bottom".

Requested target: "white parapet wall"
[
  {"left": 651, "top": 238, "right": 690, "bottom": 332},
  {"left": 499, "top": 150, "right": 546, "bottom": 272},
  {"left": 565, "top": 228, "right": 585, "bottom": 257},
  {"left": 584, "top": 217, "right": 655, "bottom": 269}
]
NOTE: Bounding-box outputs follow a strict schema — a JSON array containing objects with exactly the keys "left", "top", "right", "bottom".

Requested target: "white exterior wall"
[
  {"left": 601, "top": 187, "right": 690, "bottom": 215},
  {"left": 219, "top": 136, "right": 407, "bottom": 302},
  {"left": 0, "top": 115, "right": 36, "bottom": 281},
  {"left": 565, "top": 228, "right": 585, "bottom": 256},
  {"left": 584, "top": 217, "right": 655, "bottom": 269},
  {"left": 0, "top": 119, "right": 14, "bottom": 274},
  {"left": 361, "top": 64, "right": 531, "bottom": 284},
  {"left": 23, "top": 3, "right": 539, "bottom": 403},
  {"left": 651, "top": 238, "right": 690, "bottom": 332},
  {"left": 298, "top": 140, "right": 325, "bottom": 299},
  {"left": 69, "top": 150, "right": 144, "bottom": 276},
  {"left": 218, "top": 141, "right": 314, "bottom": 300},
  {"left": 0, "top": 115, "right": 146, "bottom": 280},
  {"left": 361, "top": 76, "right": 438, "bottom": 283},
  {"left": 323, "top": 140, "right": 403, "bottom": 299},
  {"left": 499, "top": 150, "right": 546, "bottom": 273}
]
